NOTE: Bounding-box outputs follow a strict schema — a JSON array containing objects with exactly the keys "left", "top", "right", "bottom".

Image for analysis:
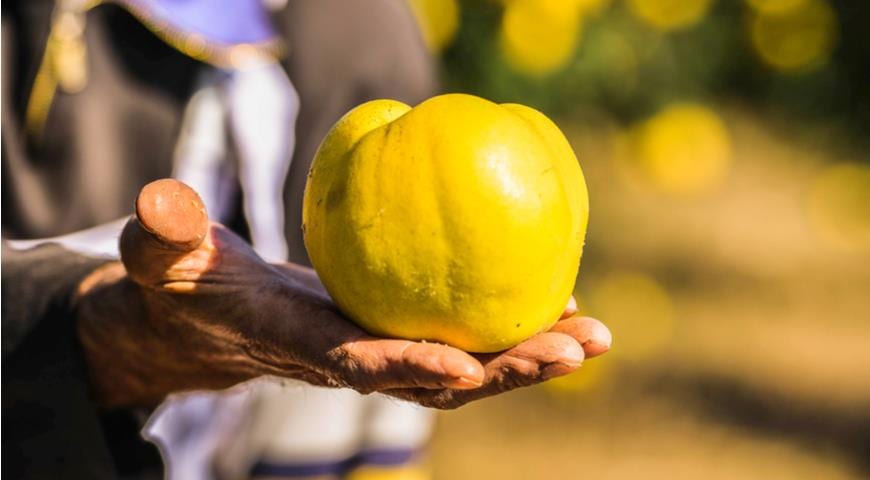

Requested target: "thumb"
[{"left": 120, "top": 179, "right": 209, "bottom": 286}]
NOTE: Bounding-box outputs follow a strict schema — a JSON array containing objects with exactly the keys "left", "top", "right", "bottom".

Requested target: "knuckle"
[
  {"left": 496, "top": 362, "right": 540, "bottom": 392},
  {"left": 325, "top": 345, "right": 376, "bottom": 393},
  {"left": 428, "top": 391, "right": 464, "bottom": 410}
]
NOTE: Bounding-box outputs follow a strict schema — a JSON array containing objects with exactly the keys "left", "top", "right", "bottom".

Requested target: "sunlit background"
[{"left": 406, "top": 0, "right": 870, "bottom": 478}]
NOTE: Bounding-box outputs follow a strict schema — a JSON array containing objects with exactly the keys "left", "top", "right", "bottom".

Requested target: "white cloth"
[
  {"left": 173, "top": 62, "right": 299, "bottom": 262},
  {"left": 6, "top": 217, "right": 128, "bottom": 258}
]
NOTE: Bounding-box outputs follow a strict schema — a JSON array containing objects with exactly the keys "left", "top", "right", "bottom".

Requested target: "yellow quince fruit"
[{"left": 303, "top": 94, "right": 588, "bottom": 353}]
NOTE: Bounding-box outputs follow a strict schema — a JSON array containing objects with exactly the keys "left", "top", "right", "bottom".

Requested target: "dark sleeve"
[
  {"left": 1, "top": 242, "right": 119, "bottom": 479},
  {"left": 1, "top": 242, "right": 110, "bottom": 355}
]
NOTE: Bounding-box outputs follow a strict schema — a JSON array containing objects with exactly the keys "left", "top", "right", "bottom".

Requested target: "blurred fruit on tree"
[
  {"left": 747, "top": 0, "right": 838, "bottom": 72},
  {"left": 406, "top": 0, "right": 460, "bottom": 53},
  {"left": 583, "top": 271, "right": 675, "bottom": 361},
  {"left": 625, "top": 103, "right": 732, "bottom": 196},
  {"left": 499, "top": 0, "right": 583, "bottom": 76}
]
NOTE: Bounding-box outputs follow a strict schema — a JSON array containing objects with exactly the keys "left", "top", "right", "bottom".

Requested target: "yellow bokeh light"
[
  {"left": 749, "top": 0, "right": 838, "bottom": 72},
  {"left": 497, "top": 0, "right": 611, "bottom": 12},
  {"left": 544, "top": 354, "right": 611, "bottom": 394},
  {"left": 406, "top": 0, "right": 460, "bottom": 54},
  {"left": 585, "top": 272, "right": 675, "bottom": 360},
  {"left": 629, "top": 103, "right": 732, "bottom": 195},
  {"left": 499, "top": 0, "right": 582, "bottom": 76},
  {"left": 807, "top": 163, "right": 870, "bottom": 251},
  {"left": 627, "top": 0, "right": 715, "bottom": 32},
  {"left": 348, "top": 464, "right": 430, "bottom": 480}
]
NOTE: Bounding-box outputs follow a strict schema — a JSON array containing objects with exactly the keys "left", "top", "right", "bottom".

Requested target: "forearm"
[
  {"left": 2, "top": 242, "right": 112, "bottom": 355},
  {"left": 1, "top": 244, "right": 125, "bottom": 478}
]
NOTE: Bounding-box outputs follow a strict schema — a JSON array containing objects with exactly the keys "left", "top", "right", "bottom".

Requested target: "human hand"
[{"left": 75, "top": 179, "right": 611, "bottom": 409}]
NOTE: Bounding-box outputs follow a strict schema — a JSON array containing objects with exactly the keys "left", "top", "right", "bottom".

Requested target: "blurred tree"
[{"left": 432, "top": 0, "right": 869, "bottom": 149}]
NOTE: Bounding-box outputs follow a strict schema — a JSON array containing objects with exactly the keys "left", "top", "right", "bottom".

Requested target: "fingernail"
[
  {"left": 561, "top": 296, "right": 579, "bottom": 319},
  {"left": 584, "top": 327, "right": 613, "bottom": 355},
  {"left": 566, "top": 296, "right": 578, "bottom": 313},
  {"left": 595, "top": 326, "right": 613, "bottom": 348},
  {"left": 447, "top": 376, "right": 483, "bottom": 390},
  {"left": 541, "top": 361, "right": 581, "bottom": 381}
]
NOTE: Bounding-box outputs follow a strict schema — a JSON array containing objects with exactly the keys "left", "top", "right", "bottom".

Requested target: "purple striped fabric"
[
  {"left": 116, "top": 0, "right": 277, "bottom": 46},
  {"left": 250, "top": 448, "right": 419, "bottom": 477}
]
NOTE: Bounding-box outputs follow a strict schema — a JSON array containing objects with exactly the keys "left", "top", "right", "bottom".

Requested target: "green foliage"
[{"left": 440, "top": 0, "right": 869, "bottom": 143}]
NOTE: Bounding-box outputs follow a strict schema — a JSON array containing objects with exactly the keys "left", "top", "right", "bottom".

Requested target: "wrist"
[{"left": 74, "top": 263, "right": 306, "bottom": 407}]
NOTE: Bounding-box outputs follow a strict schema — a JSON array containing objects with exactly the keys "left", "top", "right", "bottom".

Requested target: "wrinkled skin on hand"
[{"left": 75, "top": 179, "right": 611, "bottom": 409}]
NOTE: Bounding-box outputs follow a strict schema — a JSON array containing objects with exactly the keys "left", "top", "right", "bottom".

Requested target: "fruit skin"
[{"left": 303, "top": 93, "right": 588, "bottom": 353}]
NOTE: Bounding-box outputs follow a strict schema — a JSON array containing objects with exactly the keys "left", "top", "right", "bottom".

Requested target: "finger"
[
  {"left": 334, "top": 338, "right": 485, "bottom": 393},
  {"left": 478, "top": 331, "right": 583, "bottom": 384},
  {"left": 386, "top": 331, "right": 583, "bottom": 409},
  {"left": 120, "top": 179, "right": 209, "bottom": 286},
  {"left": 549, "top": 316, "right": 612, "bottom": 358},
  {"left": 560, "top": 295, "right": 578, "bottom": 319}
]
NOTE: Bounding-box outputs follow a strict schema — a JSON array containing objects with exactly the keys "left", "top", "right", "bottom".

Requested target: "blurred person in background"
[
  {"left": 2, "top": 0, "right": 611, "bottom": 479},
  {"left": 4, "top": 1, "right": 433, "bottom": 478}
]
